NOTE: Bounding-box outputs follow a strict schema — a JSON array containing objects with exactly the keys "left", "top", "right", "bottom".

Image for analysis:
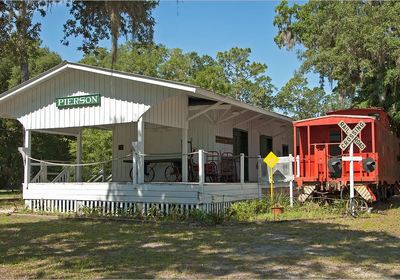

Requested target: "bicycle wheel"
[
  {"left": 145, "top": 166, "right": 155, "bottom": 182},
  {"left": 165, "top": 164, "right": 180, "bottom": 182},
  {"left": 346, "top": 197, "right": 368, "bottom": 217}
]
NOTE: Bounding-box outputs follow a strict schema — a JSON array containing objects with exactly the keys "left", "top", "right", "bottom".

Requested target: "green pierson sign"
[{"left": 56, "top": 94, "right": 101, "bottom": 109}]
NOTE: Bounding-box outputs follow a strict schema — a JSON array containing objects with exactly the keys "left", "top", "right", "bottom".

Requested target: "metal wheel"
[
  {"left": 144, "top": 166, "right": 155, "bottom": 182},
  {"left": 206, "top": 161, "right": 218, "bottom": 182},
  {"left": 129, "top": 168, "right": 133, "bottom": 180},
  {"left": 165, "top": 164, "right": 180, "bottom": 182},
  {"left": 129, "top": 167, "right": 155, "bottom": 182},
  {"left": 346, "top": 197, "right": 368, "bottom": 217}
]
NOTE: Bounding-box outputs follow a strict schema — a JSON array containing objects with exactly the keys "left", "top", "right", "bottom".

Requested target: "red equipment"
[{"left": 293, "top": 108, "right": 400, "bottom": 203}]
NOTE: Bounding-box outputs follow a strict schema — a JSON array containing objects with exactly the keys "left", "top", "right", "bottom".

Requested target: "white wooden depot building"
[{"left": 0, "top": 62, "right": 293, "bottom": 214}]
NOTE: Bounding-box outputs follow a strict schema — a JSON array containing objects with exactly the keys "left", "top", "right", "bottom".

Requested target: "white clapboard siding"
[
  {"left": 112, "top": 123, "right": 137, "bottom": 182},
  {"left": 112, "top": 123, "right": 183, "bottom": 182},
  {"left": 0, "top": 68, "right": 189, "bottom": 130}
]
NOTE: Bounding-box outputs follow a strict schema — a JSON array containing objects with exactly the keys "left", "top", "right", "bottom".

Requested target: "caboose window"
[{"left": 329, "top": 130, "right": 341, "bottom": 156}]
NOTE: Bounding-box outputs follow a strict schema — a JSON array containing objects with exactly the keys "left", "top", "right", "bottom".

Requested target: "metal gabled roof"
[{"left": 0, "top": 61, "right": 292, "bottom": 122}]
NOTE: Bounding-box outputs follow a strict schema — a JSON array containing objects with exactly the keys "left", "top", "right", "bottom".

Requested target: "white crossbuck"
[
  {"left": 338, "top": 120, "right": 366, "bottom": 204},
  {"left": 338, "top": 120, "right": 366, "bottom": 151}
]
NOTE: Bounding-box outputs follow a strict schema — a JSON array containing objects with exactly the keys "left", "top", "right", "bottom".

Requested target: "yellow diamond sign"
[{"left": 264, "top": 151, "right": 279, "bottom": 168}]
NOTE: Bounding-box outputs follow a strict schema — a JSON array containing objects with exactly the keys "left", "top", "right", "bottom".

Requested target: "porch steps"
[{"left": 298, "top": 185, "right": 316, "bottom": 203}]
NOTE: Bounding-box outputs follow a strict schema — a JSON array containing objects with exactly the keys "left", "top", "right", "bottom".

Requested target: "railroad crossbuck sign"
[{"left": 338, "top": 120, "right": 366, "bottom": 151}]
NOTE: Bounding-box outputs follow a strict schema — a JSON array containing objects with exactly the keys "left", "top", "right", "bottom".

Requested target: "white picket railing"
[{"left": 52, "top": 167, "right": 70, "bottom": 183}]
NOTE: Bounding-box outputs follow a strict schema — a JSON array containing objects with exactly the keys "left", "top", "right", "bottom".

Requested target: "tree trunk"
[
  {"left": 18, "top": 1, "right": 29, "bottom": 82},
  {"left": 110, "top": 6, "right": 120, "bottom": 70},
  {"left": 20, "top": 51, "right": 29, "bottom": 83}
]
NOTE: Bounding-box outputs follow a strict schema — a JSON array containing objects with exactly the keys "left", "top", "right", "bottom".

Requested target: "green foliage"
[
  {"left": 0, "top": 1, "right": 50, "bottom": 82},
  {"left": 275, "top": 72, "right": 341, "bottom": 119},
  {"left": 0, "top": 119, "right": 23, "bottom": 189},
  {"left": 69, "top": 128, "right": 113, "bottom": 180},
  {"left": 63, "top": 0, "right": 158, "bottom": 67},
  {"left": 274, "top": 0, "right": 400, "bottom": 129},
  {"left": 0, "top": 46, "right": 65, "bottom": 189},
  {"left": 228, "top": 195, "right": 347, "bottom": 222},
  {"left": 8, "top": 45, "right": 62, "bottom": 89},
  {"left": 80, "top": 43, "right": 274, "bottom": 109},
  {"left": 216, "top": 47, "right": 275, "bottom": 109}
]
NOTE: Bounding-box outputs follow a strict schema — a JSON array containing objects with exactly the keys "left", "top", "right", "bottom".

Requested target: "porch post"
[
  {"left": 131, "top": 142, "right": 137, "bottom": 184},
  {"left": 240, "top": 153, "right": 245, "bottom": 183},
  {"left": 198, "top": 149, "right": 205, "bottom": 185},
  {"left": 76, "top": 131, "right": 82, "bottom": 182},
  {"left": 23, "top": 129, "right": 31, "bottom": 189},
  {"left": 182, "top": 126, "right": 188, "bottom": 182},
  {"left": 137, "top": 117, "right": 145, "bottom": 184}
]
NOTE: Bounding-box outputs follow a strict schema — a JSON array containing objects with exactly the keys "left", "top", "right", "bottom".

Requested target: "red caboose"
[{"left": 293, "top": 108, "right": 400, "bottom": 203}]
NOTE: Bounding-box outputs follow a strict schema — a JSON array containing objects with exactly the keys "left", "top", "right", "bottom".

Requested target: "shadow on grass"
[
  {"left": 1, "top": 196, "right": 399, "bottom": 278},
  {"left": 0, "top": 210, "right": 399, "bottom": 278}
]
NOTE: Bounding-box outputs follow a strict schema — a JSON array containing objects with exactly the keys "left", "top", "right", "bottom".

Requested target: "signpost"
[
  {"left": 264, "top": 151, "right": 279, "bottom": 201},
  {"left": 338, "top": 120, "right": 365, "bottom": 213}
]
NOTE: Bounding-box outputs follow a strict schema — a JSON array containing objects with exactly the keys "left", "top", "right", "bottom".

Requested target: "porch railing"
[{"left": 30, "top": 162, "right": 113, "bottom": 183}]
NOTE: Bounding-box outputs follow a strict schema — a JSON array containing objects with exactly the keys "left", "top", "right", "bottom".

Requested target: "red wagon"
[{"left": 293, "top": 108, "right": 400, "bottom": 204}]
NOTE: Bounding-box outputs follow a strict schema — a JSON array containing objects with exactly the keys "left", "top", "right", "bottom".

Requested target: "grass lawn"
[
  {"left": 0, "top": 197, "right": 399, "bottom": 278},
  {"left": 0, "top": 191, "right": 23, "bottom": 211}
]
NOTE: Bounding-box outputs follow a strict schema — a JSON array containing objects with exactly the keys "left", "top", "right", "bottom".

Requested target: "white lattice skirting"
[{"left": 25, "top": 199, "right": 236, "bottom": 215}]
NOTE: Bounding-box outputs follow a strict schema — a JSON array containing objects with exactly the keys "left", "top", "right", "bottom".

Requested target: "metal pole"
[
  {"left": 289, "top": 154, "right": 294, "bottom": 208},
  {"left": 349, "top": 143, "right": 355, "bottom": 200},
  {"left": 289, "top": 180, "right": 293, "bottom": 208},
  {"left": 270, "top": 166, "right": 274, "bottom": 202},
  {"left": 257, "top": 156, "right": 262, "bottom": 199},
  {"left": 240, "top": 153, "right": 245, "bottom": 184}
]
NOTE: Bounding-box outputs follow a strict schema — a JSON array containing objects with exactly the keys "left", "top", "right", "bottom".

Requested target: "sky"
[{"left": 37, "top": 0, "right": 320, "bottom": 91}]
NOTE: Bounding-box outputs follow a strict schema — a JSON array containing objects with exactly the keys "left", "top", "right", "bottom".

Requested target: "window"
[
  {"left": 329, "top": 130, "right": 341, "bottom": 156},
  {"left": 282, "top": 144, "right": 289, "bottom": 156}
]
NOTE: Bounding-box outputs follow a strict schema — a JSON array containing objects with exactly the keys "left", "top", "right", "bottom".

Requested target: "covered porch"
[{"left": 0, "top": 62, "right": 293, "bottom": 214}]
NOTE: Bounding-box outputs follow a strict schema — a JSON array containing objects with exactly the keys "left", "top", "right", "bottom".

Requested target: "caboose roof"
[{"left": 293, "top": 114, "right": 376, "bottom": 126}]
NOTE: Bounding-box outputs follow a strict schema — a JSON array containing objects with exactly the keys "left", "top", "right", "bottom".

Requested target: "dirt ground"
[{"left": 0, "top": 196, "right": 399, "bottom": 278}]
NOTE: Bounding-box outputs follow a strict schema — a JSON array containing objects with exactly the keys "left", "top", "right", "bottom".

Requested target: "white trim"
[
  {"left": 196, "top": 88, "right": 292, "bottom": 122},
  {"left": 187, "top": 101, "right": 223, "bottom": 121},
  {"left": 0, "top": 64, "right": 69, "bottom": 103},
  {"left": 342, "top": 156, "right": 362, "bottom": 161},
  {"left": 203, "top": 113, "right": 215, "bottom": 124},
  {"left": 68, "top": 64, "right": 197, "bottom": 93},
  {"left": 189, "top": 104, "right": 231, "bottom": 111},
  {"left": 217, "top": 110, "right": 247, "bottom": 124},
  {"left": 234, "top": 113, "right": 262, "bottom": 127},
  {"left": 293, "top": 114, "right": 376, "bottom": 124},
  {"left": 33, "top": 129, "right": 80, "bottom": 137}
]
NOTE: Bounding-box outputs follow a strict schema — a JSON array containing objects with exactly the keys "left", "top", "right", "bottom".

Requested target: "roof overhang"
[{"left": 0, "top": 61, "right": 292, "bottom": 123}]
